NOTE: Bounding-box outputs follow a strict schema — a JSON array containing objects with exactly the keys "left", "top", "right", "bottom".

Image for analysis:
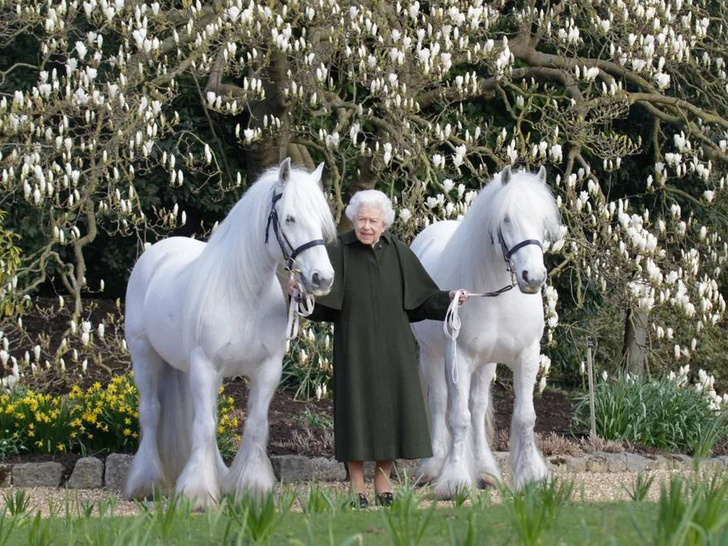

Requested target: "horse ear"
[
  {"left": 278, "top": 157, "right": 292, "bottom": 186},
  {"left": 501, "top": 165, "right": 512, "bottom": 185},
  {"left": 313, "top": 162, "right": 325, "bottom": 190},
  {"left": 537, "top": 165, "right": 547, "bottom": 184}
]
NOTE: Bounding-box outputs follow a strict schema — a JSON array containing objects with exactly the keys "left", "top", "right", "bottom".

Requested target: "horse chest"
[{"left": 461, "top": 303, "right": 543, "bottom": 361}]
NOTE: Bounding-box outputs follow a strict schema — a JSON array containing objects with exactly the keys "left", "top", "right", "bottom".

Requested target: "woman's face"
[{"left": 354, "top": 204, "right": 386, "bottom": 246}]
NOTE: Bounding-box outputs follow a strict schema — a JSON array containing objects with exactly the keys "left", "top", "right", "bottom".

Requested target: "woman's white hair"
[{"left": 345, "top": 189, "right": 395, "bottom": 228}]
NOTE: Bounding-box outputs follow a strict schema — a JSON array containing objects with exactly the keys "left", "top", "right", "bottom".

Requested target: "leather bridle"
[{"left": 264, "top": 191, "right": 326, "bottom": 271}]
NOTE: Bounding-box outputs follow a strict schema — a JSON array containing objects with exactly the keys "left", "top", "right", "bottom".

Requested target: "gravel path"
[{"left": 0, "top": 469, "right": 701, "bottom": 517}]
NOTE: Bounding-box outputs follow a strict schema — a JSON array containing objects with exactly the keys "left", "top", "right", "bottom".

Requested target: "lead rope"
[
  {"left": 286, "top": 274, "right": 316, "bottom": 340},
  {"left": 443, "top": 278, "right": 517, "bottom": 385},
  {"left": 443, "top": 291, "right": 465, "bottom": 385}
]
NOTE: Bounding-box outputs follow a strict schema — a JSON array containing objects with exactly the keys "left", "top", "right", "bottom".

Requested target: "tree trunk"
[{"left": 622, "top": 307, "right": 648, "bottom": 376}]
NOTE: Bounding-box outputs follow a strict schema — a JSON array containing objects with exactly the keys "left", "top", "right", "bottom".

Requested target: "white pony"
[
  {"left": 411, "top": 166, "right": 562, "bottom": 498},
  {"left": 124, "top": 158, "right": 336, "bottom": 508}
]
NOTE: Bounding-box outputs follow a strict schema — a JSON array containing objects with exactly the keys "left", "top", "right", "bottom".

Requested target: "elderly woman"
[{"left": 304, "top": 190, "right": 468, "bottom": 508}]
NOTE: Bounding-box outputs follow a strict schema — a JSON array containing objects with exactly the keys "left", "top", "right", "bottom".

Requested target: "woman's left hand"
[{"left": 449, "top": 289, "right": 470, "bottom": 306}]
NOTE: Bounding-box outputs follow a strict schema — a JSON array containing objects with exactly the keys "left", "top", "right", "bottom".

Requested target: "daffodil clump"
[{"left": 0, "top": 374, "right": 240, "bottom": 457}]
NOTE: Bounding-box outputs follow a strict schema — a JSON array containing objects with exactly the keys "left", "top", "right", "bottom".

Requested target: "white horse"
[
  {"left": 124, "top": 158, "right": 336, "bottom": 508},
  {"left": 411, "top": 166, "right": 562, "bottom": 498}
]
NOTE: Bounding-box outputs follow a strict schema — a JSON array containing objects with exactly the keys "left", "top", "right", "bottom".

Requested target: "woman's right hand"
[{"left": 287, "top": 277, "right": 298, "bottom": 296}]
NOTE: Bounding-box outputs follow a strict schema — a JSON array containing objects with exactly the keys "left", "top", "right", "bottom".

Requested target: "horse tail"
[{"left": 156, "top": 361, "right": 193, "bottom": 483}]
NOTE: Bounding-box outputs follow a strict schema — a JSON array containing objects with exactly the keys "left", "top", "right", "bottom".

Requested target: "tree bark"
[{"left": 622, "top": 307, "right": 648, "bottom": 376}]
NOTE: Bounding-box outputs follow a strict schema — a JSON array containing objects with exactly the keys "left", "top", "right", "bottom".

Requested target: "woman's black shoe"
[
  {"left": 376, "top": 492, "right": 394, "bottom": 507},
  {"left": 351, "top": 493, "right": 369, "bottom": 509}
]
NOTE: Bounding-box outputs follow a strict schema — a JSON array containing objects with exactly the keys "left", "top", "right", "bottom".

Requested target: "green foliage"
[
  {"left": 299, "top": 483, "right": 336, "bottom": 514},
  {"left": 223, "top": 492, "right": 285, "bottom": 544},
  {"left": 501, "top": 479, "right": 574, "bottom": 546},
  {"left": 1, "top": 489, "right": 30, "bottom": 517},
  {"left": 382, "top": 488, "right": 436, "bottom": 546},
  {"left": 638, "top": 475, "right": 728, "bottom": 546},
  {"left": 280, "top": 322, "right": 333, "bottom": 401},
  {"left": 573, "top": 373, "right": 728, "bottom": 453},
  {"left": 0, "top": 373, "right": 239, "bottom": 457},
  {"left": 623, "top": 473, "right": 656, "bottom": 502},
  {"left": 293, "top": 407, "right": 333, "bottom": 429}
]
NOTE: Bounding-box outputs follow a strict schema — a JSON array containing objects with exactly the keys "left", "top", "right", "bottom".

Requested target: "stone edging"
[{"left": 1, "top": 452, "right": 726, "bottom": 491}]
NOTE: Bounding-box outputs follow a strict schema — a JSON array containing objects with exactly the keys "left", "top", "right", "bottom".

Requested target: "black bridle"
[
  {"left": 265, "top": 192, "right": 326, "bottom": 271},
  {"left": 478, "top": 228, "right": 543, "bottom": 297}
]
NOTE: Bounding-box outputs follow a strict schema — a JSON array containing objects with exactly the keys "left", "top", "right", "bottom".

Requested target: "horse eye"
[
  {"left": 285, "top": 216, "right": 296, "bottom": 224},
  {"left": 503, "top": 215, "right": 511, "bottom": 224}
]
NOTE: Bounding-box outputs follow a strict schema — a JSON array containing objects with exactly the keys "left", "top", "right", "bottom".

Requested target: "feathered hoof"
[
  {"left": 124, "top": 458, "right": 167, "bottom": 501},
  {"left": 416, "top": 458, "right": 444, "bottom": 486},
  {"left": 477, "top": 474, "right": 499, "bottom": 490},
  {"left": 513, "top": 467, "right": 551, "bottom": 491},
  {"left": 433, "top": 479, "right": 472, "bottom": 501},
  {"left": 177, "top": 485, "right": 220, "bottom": 511}
]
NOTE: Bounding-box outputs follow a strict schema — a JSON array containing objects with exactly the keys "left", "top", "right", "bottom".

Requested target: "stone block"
[
  {"left": 668, "top": 454, "right": 692, "bottom": 470},
  {"left": 104, "top": 453, "right": 133, "bottom": 491},
  {"left": 604, "top": 452, "right": 627, "bottom": 472},
  {"left": 67, "top": 457, "right": 104, "bottom": 489},
  {"left": 0, "top": 464, "right": 11, "bottom": 487},
  {"left": 12, "top": 462, "right": 62, "bottom": 488},
  {"left": 271, "top": 455, "right": 313, "bottom": 482},
  {"left": 547, "top": 455, "right": 586, "bottom": 474},
  {"left": 310, "top": 458, "right": 346, "bottom": 482},
  {"left": 585, "top": 454, "right": 608, "bottom": 473}
]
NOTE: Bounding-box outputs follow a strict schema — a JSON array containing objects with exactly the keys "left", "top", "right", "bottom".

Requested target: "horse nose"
[
  {"left": 522, "top": 270, "right": 530, "bottom": 283},
  {"left": 311, "top": 272, "right": 333, "bottom": 290}
]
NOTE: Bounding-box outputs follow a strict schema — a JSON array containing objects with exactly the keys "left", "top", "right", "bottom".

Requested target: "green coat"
[{"left": 309, "top": 230, "right": 451, "bottom": 462}]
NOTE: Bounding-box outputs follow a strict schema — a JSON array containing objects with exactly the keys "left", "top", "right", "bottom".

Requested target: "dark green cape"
[{"left": 309, "top": 230, "right": 450, "bottom": 462}]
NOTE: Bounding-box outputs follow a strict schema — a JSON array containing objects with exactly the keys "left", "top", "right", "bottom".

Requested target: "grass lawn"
[
  {"left": 0, "top": 498, "right": 680, "bottom": 545},
  {"left": 4, "top": 473, "right": 728, "bottom": 544}
]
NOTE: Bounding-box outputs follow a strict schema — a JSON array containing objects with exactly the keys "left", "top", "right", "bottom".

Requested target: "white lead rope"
[
  {"left": 443, "top": 290, "right": 466, "bottom": 385},
  {"left": 287, "top": 285, "right": 315, "bottom": 340},
  {"left": 443, "top": 284, "right": 515, "bottom": 384}
]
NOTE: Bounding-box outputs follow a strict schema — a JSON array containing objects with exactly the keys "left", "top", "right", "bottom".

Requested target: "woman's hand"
[
  {"left": 449, "top": 289, "right": 470, "bottom": 306},
  {"left": 287, "top": 277, "right": 298, "bottom": 296}
]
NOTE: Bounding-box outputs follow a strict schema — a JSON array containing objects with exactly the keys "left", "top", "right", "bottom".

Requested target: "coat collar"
[{"left": 341, "top": 229, "right": 392, "bottom": 246}]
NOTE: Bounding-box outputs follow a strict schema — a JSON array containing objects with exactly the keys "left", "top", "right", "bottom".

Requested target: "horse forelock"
[
  {"left": 278, "top": 169, "right": 337, "bottom": 243},
  {"left": 482, "top": 169, "right": 561, "bottom": 239}
]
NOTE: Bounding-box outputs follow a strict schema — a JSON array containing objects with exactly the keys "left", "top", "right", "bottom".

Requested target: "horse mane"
[
  {"left": 182, "top": 165, "right": 336, "bottom": 348},
  {"left": 442, "top": 168, "right": 562, "bottom": 290}
]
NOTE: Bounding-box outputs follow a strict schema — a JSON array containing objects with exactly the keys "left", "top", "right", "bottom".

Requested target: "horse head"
[
  {"left": 496, "top": 165, "right": 560, "bottom": 295},
  {"left": 267, "top": 158, "right": 336, "bottom": 296}
]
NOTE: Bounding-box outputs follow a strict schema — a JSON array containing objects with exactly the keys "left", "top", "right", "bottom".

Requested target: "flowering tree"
[{"left": 1, "top": 0, "right": 727, "bottom": 383}]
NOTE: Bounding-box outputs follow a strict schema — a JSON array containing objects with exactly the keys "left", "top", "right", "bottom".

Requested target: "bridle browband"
[{"left": 265, "top": 191, "right": 326, "bottom": 271}]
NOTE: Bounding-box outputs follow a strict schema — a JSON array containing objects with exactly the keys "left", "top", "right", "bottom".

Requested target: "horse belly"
[{"left": 142, "top": 269, "right": 193, "bottom": 370}]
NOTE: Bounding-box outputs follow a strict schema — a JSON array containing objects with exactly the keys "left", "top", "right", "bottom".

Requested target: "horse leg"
[
  {"left": 470, "top": 363, "right": 502, "bottom": 487},
  {"left": 175, "top": 347, "right": 222, "bottom": 509},
  {"left": 417, "top": 348, "right": 450, "bottom": 483},
  {"left": 226, "top": 356, "right": 281, "bottom": 498},
  {"left": 434, "top": 345, "right": 475, "bottom": 499},
  {"left": 510, "top": 344, "right": 550, "bottom": 489},
  {"left": 124, "top": 340, "right": 167, "bottom": 500}
]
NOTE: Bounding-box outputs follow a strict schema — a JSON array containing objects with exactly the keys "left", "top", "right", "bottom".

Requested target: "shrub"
[
  {"left": 573, "top": 372, "right": 728, "bottom": 454},
  {"left": 0, "top": 373, "right": 239, "bottom": 457}
]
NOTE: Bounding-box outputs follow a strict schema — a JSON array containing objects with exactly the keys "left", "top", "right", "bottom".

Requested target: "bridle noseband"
[
  {"left": 481, "top": 228, "right": 543, "bottom": 297},
  {"left": 265, "top": 191, "right": 326, "bottom": 271}
]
